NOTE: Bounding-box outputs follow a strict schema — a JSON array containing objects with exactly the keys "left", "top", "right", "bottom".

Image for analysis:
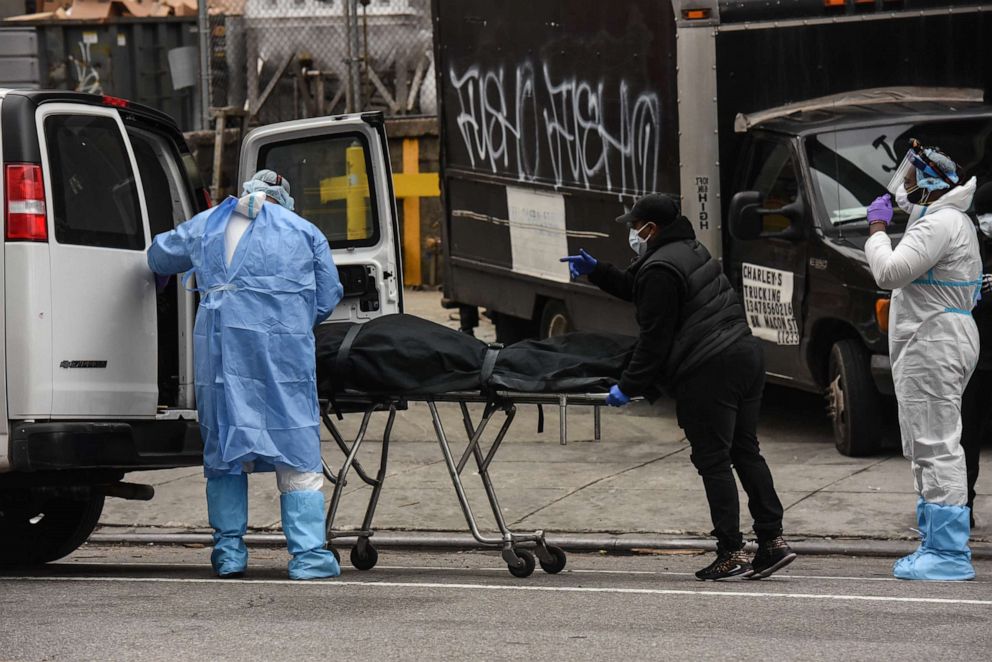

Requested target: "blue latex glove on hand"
[
  {"left": 154, "top": 273, "right": 172, "bottom": 293},
  {"left": 560, "top": 249, "right": 598, "bottom": 280},
  {"left": 605, "top": 385, "right": 630, "bottom": 408},
  {"left": 866, "top": 194, "right": 893, "bottom": 226}
]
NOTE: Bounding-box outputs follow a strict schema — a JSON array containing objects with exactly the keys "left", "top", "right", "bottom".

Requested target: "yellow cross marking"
[{"left": 317, "top": 138, "right": 440, "bottom": 287}]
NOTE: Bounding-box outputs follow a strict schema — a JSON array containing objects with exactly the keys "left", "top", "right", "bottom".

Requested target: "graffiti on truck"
[
  {"left": 448, "top": 61, "right": 661, "bottom": 197},
  {"left": 69, "top": 42, "right": 103, "bottom": 95}
]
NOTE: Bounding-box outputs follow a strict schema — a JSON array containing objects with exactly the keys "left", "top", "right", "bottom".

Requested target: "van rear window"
[
  {"left": 45, "top": 114, "right": 144, "bottom": 250},
  {"left": 257, "top": 133, "right": 381, "bottom": 249}
]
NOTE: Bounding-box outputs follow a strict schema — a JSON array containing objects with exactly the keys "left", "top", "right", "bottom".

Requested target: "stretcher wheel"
[
  {"left": 328, "top": 546, "right": 341, "bottom": 564},
  {"left": 539, "top": 546, "right": 567, "bottom": 574},
  {"left": 350, "top": 543, "right": 379, "bottom": 571},
  {"left": 507, "top": 549, "right": 536, "bottom": 578}
]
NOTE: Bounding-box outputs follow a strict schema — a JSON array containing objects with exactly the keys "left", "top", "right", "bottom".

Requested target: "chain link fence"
[{"left": 206, "top": 0, "right": 435, "bottom": 124}]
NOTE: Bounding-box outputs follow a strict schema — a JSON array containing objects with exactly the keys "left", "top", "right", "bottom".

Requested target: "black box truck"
[{"left": 431, "top": 0, "right": 992, "bottom": 456}]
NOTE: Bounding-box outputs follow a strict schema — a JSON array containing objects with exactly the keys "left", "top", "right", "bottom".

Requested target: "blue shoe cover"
[
  {"left": 896, "top": 497, "right": 929, "bottom": 568},
  {"left": 893, "top": 502, "right": 974, "bottom": 581},
  {"left": 206, "top": 474, "right": 249, "bottom": 576},
  {"left": 280, "top": 490, "right": 341, "bottom": 580}
]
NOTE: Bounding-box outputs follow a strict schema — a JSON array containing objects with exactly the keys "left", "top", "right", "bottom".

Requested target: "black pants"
[
  {"left": 962, "top": 368, "right": 992, "bottom": 511},
  {"left": 674, "top": 336, "right": 784, "bottom": 551}
]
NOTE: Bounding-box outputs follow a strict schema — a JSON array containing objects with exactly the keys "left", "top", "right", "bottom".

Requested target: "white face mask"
[
  {"left": 628, "top": 224, "right": 652, "bottom": 256},
  {"left": 979, "top": 213, "right": 992, "bottom": 239}
]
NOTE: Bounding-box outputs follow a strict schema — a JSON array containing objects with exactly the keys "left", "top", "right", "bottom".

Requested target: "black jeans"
[
  {"left": 962, "top": 368, "right": 992, "bottom": 511},
  {"left": 674, "top": 336, "right": 784, "bottom": 551}
]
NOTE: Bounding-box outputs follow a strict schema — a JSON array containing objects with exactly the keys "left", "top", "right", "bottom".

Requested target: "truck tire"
[
  {"left": 0, "top": 491, "right": 105, "bottom": 566},
  {"left": 827, "top": 340, "right": 883, "bottom": 457},
  {"left": 539, "top": 301, "right": 572, "bottom": 339}
]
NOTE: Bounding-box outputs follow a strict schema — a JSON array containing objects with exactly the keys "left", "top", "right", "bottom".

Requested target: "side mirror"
[
  {"left": 728, "top": 191, "right": 805, "bottom": 241},
  {"left": 728, "top": 191, "right": 763, "bottom": 240}
]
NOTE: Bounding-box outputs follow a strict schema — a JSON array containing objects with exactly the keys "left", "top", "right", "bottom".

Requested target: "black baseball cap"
[{"left": 615, "top": 193, "right": 680, "bottom": 227}]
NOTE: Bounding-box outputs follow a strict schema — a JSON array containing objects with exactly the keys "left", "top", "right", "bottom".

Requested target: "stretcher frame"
[{"left": 319, "top": 391, "right": 606, "bottom": 577}]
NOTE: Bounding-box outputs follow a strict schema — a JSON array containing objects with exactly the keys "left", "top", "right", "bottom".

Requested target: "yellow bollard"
[{"left": 346, "top": 144, "right": 367, "bottom": 241}]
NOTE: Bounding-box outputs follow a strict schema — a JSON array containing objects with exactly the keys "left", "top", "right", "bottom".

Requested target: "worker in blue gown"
[{"left": 147, "top": 170, "right": 344, "bottom": 580}]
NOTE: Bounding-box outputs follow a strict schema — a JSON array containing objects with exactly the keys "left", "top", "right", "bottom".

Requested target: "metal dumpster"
[
  {"left": 0, "top": 27, "right": 40, "bottom": 89},
  {"left": 1, "top": 18, "right": 199, "bottom": 129}
]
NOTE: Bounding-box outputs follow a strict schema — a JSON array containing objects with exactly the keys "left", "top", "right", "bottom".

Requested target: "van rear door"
[
  {"left": 238, "top": 112, "right": 403, "bottom": 319},
  {"left": 36, "top": 103, "right": 157, "bottom": 418},
  {"left": 121, "top": 118, "right": 203, "bottom": 410}
]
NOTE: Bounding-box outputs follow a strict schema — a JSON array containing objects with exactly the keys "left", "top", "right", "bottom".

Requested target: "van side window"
[
  {"left": 747, "top": 139, "right": 800, "bottom": 233},
  {"left": 44, "top": 115, "right": 144, "bottom": 250}
]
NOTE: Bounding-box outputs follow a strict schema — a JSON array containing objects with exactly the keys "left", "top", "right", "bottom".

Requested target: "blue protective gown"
[{"left": 148, "top": 197, "right": 343, "bottom": 477}]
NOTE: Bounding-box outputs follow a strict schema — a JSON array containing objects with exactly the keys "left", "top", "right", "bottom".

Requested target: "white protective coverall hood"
[{"left": 865, "top": 177, "right": 982, "bottom": 506}]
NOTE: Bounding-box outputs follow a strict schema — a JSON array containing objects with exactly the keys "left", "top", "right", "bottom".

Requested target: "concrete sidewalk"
[{"left": 98, "top": 290, "right": 992, "bottom": 544}]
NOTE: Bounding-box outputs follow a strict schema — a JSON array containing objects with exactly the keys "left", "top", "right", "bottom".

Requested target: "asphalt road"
[{"left": 1, "top": 545, "right": 990, "bottom": 661}]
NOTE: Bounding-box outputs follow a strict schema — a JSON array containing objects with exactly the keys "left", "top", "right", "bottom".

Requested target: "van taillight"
[
  {"left": 201, "top": 188, "right": 213, "bottom": 209},
  {"left": 4, "top": 164, "right": 48, "bottom": 242}
]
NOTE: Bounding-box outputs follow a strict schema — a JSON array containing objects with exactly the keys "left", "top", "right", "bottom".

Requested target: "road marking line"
[
  {"left": 57, "top": 562, "right": 949, "bottom": 583},
  {"left": 381, "top": 566, "right": 906, "bottom": 583},
  {"left": 5, "top": 575, "right": 991, "bottom": 606}
]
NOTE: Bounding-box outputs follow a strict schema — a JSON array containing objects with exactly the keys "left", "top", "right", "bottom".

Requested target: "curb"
[{"left": 87, "top": 531, "right": 992, "bottom": 560}]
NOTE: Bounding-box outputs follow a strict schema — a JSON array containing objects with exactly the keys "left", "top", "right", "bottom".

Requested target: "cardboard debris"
[
  {"left": 3, "top": 11, "right": 56, "bottom": 21},
  {"left": 4, "top": 0, "right": 244, "bottom": 21},
  {"left": 119, "top": 0, "right": 157, "bottom": 18},
  {"left": 64, "top": 0, "right": 123, "bottom": 20},
  {"left": 167, "top": 0, "right": 199, "bottom": 17}
]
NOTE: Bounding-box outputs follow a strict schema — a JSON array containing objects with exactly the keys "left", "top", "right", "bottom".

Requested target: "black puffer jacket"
[{"left": 589, "top": 217, "right": 750, "bottom": 397}]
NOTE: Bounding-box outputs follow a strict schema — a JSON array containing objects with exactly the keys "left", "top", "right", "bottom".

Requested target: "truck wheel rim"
[
  {"left": 827, "top": 374, "right": 846, "bottom": 425},
  {"left": 547, "top": 313, "right": 569, "bottom": 337}
]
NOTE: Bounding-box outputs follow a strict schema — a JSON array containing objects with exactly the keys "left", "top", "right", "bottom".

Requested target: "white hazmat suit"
[{"left": 866, "top": 178, "right": 982, "bottom": 507}]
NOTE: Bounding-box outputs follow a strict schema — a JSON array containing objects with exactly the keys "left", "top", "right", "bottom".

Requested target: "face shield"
[
  {"left": 885, "top": 150, "right": 919, "bottom": 196},
  {"left": 886, "top": 139, "right": 960, "bottom": 205}
]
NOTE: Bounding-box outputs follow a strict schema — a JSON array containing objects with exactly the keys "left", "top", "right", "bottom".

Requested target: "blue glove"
[
  {"left": 866, "top": 194, "right": 893, "bottom": 226},
  {"left": 559, "top": 249, "right": 598, "bottom": 280},
  {"left": 605, "top": 385, "right": 630, "bottom": 407}
]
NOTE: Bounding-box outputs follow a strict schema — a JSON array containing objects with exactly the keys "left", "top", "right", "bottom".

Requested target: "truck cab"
[
  {"left": 726, "top": 98, "right": 992, "bottom": 455},
  {"left": 0, "top": 89, "right": 400, "bottom": 565}
]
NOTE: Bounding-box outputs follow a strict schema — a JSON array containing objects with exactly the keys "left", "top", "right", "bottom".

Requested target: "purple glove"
[
  {"left": 154, "top": 273, "right": 172, "bottom": 293},
  {"left": 867, "top": 195, "right": 893, "bottom": 226}
]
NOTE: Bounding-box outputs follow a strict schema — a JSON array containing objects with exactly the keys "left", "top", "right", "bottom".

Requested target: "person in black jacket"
[
  {"left": 963, "top": 183, "right": 992, "bottom": 529},
  {"left": 562, "top": 193, "right": 794, "bottom": 580}
]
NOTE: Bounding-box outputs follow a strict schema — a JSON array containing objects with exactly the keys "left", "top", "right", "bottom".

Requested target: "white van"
[{"left": 0, "top": 89, "right": 401, "bottom": 564}]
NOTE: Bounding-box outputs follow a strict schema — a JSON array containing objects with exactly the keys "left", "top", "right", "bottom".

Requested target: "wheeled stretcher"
[{"left": 319, "top": 391, "right": 607, "bottom": 578}]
